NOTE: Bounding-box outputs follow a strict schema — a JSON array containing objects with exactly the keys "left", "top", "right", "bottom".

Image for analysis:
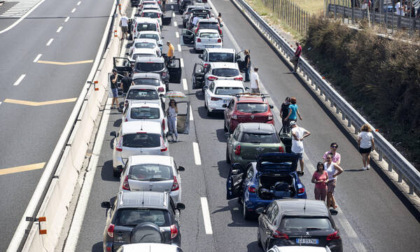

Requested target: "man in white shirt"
[
  {"left": 192, "top": 16, "right": 200, "bottom": 27},
  {"left": 250, "top": 67, "right": 260, "bottom": 93},
  {"left": 291, "top": 121, "right": 311, "bottom": 176},
  {"left": 120, "top": 13, "right": 129, "bottom": 40},
  {"left": 395, "top": 1, "right": 403, "bottom": 16}
]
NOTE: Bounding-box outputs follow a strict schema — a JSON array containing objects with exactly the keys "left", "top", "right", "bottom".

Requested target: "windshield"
[
  {"left": 209, "top": 53, "right": 235, "bottom": 62},
  {"left": 212, "top": 68, "right": 239, "bottom": 77},
  {"left": 214, "top": 87, "right": 243, "bottom": 95},
  {"left": 133, "top": 78, "right": 160, "bottom": 86},
  {"left": 236, "top": 103, "right": 268, "bottom": 113},
  {"left": 127, "top": 89, "right": 159, "bottom": 100},
  {"left": 129, "top": 163, "right": 173, "bottom": 181},
  {"left": 199, "top": 23, "right": 219, "bottom": 29},
  {"left": 240, "top": 133, "right": 279, "bottom": 143},
  {"left": 137, "top": 23, "right": 157, "bottom": 32},
  {"left": 130, "top": 107, "right": 160, "bottom": 119},
  {"left": 115, "top": 208, "right": 169, "bottom": 226},
  {"left": 136, "top": 62, "right": 164, "bottom": 72},
  {"left": 199, "top": 32, "right": 219, "bottom": 38},
  {"left": 135, "top": 42, "right": 156, "bottom": 49},
  {"left": 143, "top": 12, "right": 159, "bottom": 18},
  {"left": 280, "top": 217, "right": 333, "bottom": 231},
  {"left": 139, "top": 34, "right": 159, "bottom": 41},
  {"left": 123, "top": 133, "right": 161, "bottom": 148}
]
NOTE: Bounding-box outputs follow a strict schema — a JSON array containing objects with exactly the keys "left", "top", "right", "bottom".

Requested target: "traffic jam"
[{"left": 101, "top": 0, "right": 343, "bottom": 251}]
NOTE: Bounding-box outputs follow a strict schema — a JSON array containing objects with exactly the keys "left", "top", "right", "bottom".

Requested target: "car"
[
  {"left": 203, "top": 62, "right": 243, "bottom": 88},
  {"left": 102, "top": 191, "right": 185, "bottom": 251},
  {"left": 204, "top": 80, "right": 245, "bottom": 115},
  {"left": 122, "top": 101, "right": 168, "bottom": 135},
  {"left": 267, "top": 245, "right": 331, "bottom": 252},
  {"left": 186, "top": 29, "right": 223, "bottom": 52},
  {"left": 226, "top": 123, "right": 286, "bottom": 166},
  {"left": 123, "top": 85, "right": 164, "bottom": 109},
  {"left": 129, "top": 48, "right": 159, "bottom": 62},
  {"left": 193, "top": 18, "right": 222, "bottom": 37},
  {"left": 185, "top": 9, "right": 211, "bottom": 30},
  {"left": 138, "top": 0, "right": 161, "bottom": 10},
  {"left": 139, "top": 9, "right": 163, "bottom": 26},
  {"left": 128, "top": 38, "right": 161, "bottom": 58},
  {"left": 257, "top": 199, "right": 342, "bottom": 252},
  {"left": 178, "top": 0, "right": 193, "bottom": 14},
  {"left": 116, "top": 243, "right": 184, "bottom": 252},
  {"left": 119, "top": 155, "right": 185, "bottom": 204},
  {"left": 137, "top": 31, "right": 163, "bottom": 52},
  {"left": 133, "top": 56, "right": 176, "bottom": 85},
  {"left": 224, "top": 93, "right": 274, "bottom": 133},
  {"left": 111, "top": 120, "right": 169, "bottom": 176},
  {"left": 226, "top": 153, "right": 307, "bottom": 220},
  {"left": 132, "top": 72, "right": 166, "bottom": 96},
  {"left": 131, "top": 17, "right": 161, "bottom": 39},
  {"left": 182, "top": 4, "right": 211, "bottom": 27},
  {"left": 199, "top": 48, "right": 247, "bottom": 70}
]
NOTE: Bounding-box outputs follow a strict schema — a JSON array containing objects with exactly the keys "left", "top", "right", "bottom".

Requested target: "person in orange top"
[{"left": 167, "top": 41, "right": 174, "bottom": 58}]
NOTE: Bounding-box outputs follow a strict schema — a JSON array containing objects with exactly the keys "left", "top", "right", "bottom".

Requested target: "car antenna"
[
  {"left": 304, "top": 199, "right": 306, "bottom": 212},
  {"left": 142, "top": 191, "right": 144, "bottom": 205}
]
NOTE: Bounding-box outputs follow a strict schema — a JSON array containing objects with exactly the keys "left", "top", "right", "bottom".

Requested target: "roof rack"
[{"left": 234, "top": 93, "right": 270, "bottom": 101}]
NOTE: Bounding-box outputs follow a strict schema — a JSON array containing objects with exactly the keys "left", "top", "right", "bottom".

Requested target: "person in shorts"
[
  {"left": 120, "top": 13, "right": 129, "bottom": 40},
  {"left": 311, "top": 162, "right": 328, "bottom": 202},
  {"left": 325, "top": 153, "right": 344, "bottom": 210},
  {"left": 250, "top": 67, "right": 260, "bottom": 94},
  {"left": 358, "top": 124, "right": 375, "bottom": 170},
  {"left": 120, "top": 71, "right": 134, "bottom": 94},
  {"left": 110, "top": 69, "right": 119, "bottom": 109},
  {"left": 291, "top": 121, "right": 311, "bottom": 176}
]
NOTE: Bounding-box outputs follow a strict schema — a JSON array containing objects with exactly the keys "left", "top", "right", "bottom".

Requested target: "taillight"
[
  {"left": 116, "top": 137, "right": 123, "bottom": 152},
  {"left": 207, "top": 76, "right": 218, "bottom": 81},
  {"left": 158, "top": 87, "right": 164, "bottom": 92},
  {"left": 234, "top": 145, "right": 241, "bottom": 155},
  {"left": 232, "top": 114, "right": 237, "bottom": 120},
  {"left": 197, "top": 38, "right": 201, "bottom": 42},
  {"left": 273, "top": 230, "right": 289, "bottom": 239},
  {"left": 161, "top": 137, "right": 167, "bottom": 152},
  {"left": 171, "top": 176, "right": 179, "bottom": 191},
  {"left": 107, "top": 224, "right": 115, "bottom": 238},
  {"left": 125, "top": 117, "right": 128, "bottom": 122},
  {"left": 217, "top": 39, "right": 222, "bottom": 43},
  {"left": 298, "top": 187, "right": 305, "bottom": 194},
  {"left": 234, "top": 76, "right": 243, "bottom": 81},
  {"left": 327, "top": 231, "right": 340, "bottom": 241},
  {"left": 211, "top": 97, "right": 221, "bottom": 101},
  {"left": 162, "top": 119, "right": 165, "bottom": 131},
  {"left": 268, "top": 115, "right": 273, "bottom": 120},
  {"left": 158, "top": 1, "right": 161, "bottom": 4},
  {"left": 157, "top": 13, "right": 161, "bottom": 18},
  {"left": 218, "top": 27, "right": 222, "bottom": 35},
  {"left": 248, "top": 186, "right": 256, "bottom": 193},
  {"left": 279, "top": 146, "right": 284, "bottom": 153},
  {"left": 195, "top": 27, "right": 198, "bottom": 33},
  {"left": 204, "top": 63, "right": 209, "bottom": 68},
  {"left": 122, "top": 176, "right": 130, "bottom": 190},
  {"left": 170, "top": 224, "right": 178, "bottom": 239}
]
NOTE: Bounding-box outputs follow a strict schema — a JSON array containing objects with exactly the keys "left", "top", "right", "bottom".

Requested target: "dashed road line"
[
  {"left": 46, "top": 38, "right": 53, "bottom": 46},
  {"left": 177, "top": 44, "right": 181, "bottom": 52},
  {"left": 193, "top": 142, "right": 202, "bottom": 165},
  {"left": 3, "top": 98, "right": 77, "bottom": 106},
  {"left": 71, "top": 8, "right": 76, "bottom": 13},
  {"left": 180, "top": 58, "right": 184, "bottom": 68},
  {"left": 172, "top": 12, "right": 175, "bottom": 18},
  {"left": 171, "top": 5, "right": 174, "bottom": 9},
  {"left": 37, "top": 60, "right": 94, "bottom": 65},
  {"left": 13, "top": 74, "right": 26, "bottom": 86},
  {"left": 173, "top": 21, "right": 177, "bottom": 27},
  {"left": 190, "top": 106, "right": 194, "bottom": 121},
  {"left": 77, "top": 1, "right": 81, "bottom": 6},
  {"left": 200, "top": 197, "right": 213, "bottom": 235},
  {"left": 64, "top": 17, "right": 70, "bottom": 22},
  {"left": 0, "top": 162, "right": 46, "bottom": 176},
  {"left": 176, "top": 32, "right": 179, "bottom": 38},
  {"left": 182, "top": 78, "right": 188, "bottom": 90},
  {"left": 33, "top": 54, "right": 42, "bottom": 63},
  {"left": 57, "top": 26, "right": 63, "bottom": 33}
]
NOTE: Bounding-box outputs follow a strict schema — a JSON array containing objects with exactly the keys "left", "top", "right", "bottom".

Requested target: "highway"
[
  {"left": 0, "top": 0, "right": 114, "bottom": 251},
  {"left": 69, "top": 1, "right": 420, "bottom": 252}
]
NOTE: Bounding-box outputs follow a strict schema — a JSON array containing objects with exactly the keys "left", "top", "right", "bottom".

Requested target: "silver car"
[
  {"left": 118, "top": 155, "right": 185, "bottom": 204},
  {"left": 122, "top": 100, "right": 168, "bottom": 135},
  {"left": 116, "top": 243, "right": 183, "bottom": 252},
  {"left": 111, "top": 120, "right": 169, "bottom": 177}
]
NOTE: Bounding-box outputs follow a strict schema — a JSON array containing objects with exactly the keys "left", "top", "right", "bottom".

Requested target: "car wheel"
[
  {"left": 207, "top": 108, "right": 212, "bottom": 117},
  {"left": 226, "top": 147, "right": 231, "bottom": 164},
  {"left": 242, "top": 201, "right": 251, "bottom": 220},
  {"left": 224, "top": 121, "right": 228, "bottom": 132}
]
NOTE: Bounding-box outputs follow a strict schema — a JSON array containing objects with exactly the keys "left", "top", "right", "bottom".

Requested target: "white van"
[{"left": 131, "top": 17, "right": 161, "bottom": 39}]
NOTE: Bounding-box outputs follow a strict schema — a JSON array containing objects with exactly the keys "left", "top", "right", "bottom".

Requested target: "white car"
[
  {"left": 132, "top": 17, "right": 161, "bottom": 39},
  {"left": 122, "top": 100, "right": 168, "bottom": 134},
  {"left": 123, "top": 85, "right": 165, "bottom": 113},
  {"left": 138, "top": 31, "right": 163, "bottom": 52},
  {"left": 204, "top": 80, "right": 245, "bottom": 115},
  {"left": 267, "top": 245, "right": 331, "bottom": 252},
  {"left": 129, "top": 48, "right": 158, "bottom": 62},
  {"left": 204, "top": 62, "right": 243, "bottom": 88},
  {"left": 139, "top": 0, "right": 161, "bottom": 10},
  {"left": 116, "top": 243, "right": 183, "bottom": 252},
  {"left": 128, "top": 38, "right": 161, "bottom": 57},
  {"left": 140, "top": 9, "right": 163, "bottom": 27},
  {"left": 118, "top": 155, "right": 185, "bottom": 204},
  {"left": 112, "top": 121, "right": 169, "bottom": 177},
  {"left": 194, "top": 29, "right": 222, "bottom": 52},
  {"left": 199, "top": 48, "right": 237, "bottom": 68},
  {"left": 132, "top": 72, "right": 166, "bottom": 95}
]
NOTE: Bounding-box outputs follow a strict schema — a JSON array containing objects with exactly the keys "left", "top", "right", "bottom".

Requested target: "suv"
[
  {"left": 122, "top": 100, "right": 168, "bottom": 134},
  {"left": 193, "top": 18, "right": 222, "bottom": 37},
  {"left": 204, "top": 80, "right": 245, "bottom": 115},
  {"left": 204, "top": 62, "right": 243, "bottom": 88},
  {"left": 199, "top": 48, "right": 247, "bottom": 69},
  {"left": 134, "top": 56, "right": 182, "bottom": 85},
  {"left": 182, "top": 5, "right": 211, "bottom": 27},
  {"left": 224, "top": 94, "right": 274, "bottom": 133},
  {"left": 131, "top": 17, "right": 161, "bottom": 39},
  {"left": 132, "top": 72, "right": 166, "bottom": 96},
  {"left": 102, "top": 191, "right": 185, "bottom": 251}
]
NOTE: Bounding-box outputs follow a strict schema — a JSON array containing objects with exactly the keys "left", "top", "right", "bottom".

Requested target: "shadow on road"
[
  {"left": 101, "top": 160, "right": 119, "bottom": 182},
  {"left": 217, "top": 160, "right": 230, "bottom": 179},
  {"left": 91, "top": 241, "right": 102, "bottom": 252},
  {"left": 212, "top": 200, "right": 259, "bottom": 227}
]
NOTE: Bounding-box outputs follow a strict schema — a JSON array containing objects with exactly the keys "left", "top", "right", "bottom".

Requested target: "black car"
[{"left": 257, "top": 199, "right": 342, "bottom": 252}]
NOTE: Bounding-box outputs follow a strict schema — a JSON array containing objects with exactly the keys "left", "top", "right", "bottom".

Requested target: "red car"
[{"left": 223, "top": 94, "right": 274, "bottom": 133}]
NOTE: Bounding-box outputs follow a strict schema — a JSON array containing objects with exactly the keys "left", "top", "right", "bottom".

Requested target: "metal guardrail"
[{"left": 234, "top": 0, "right": 420, "bottom": 195}]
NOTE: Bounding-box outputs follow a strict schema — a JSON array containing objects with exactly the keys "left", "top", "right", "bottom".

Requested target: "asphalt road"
[
  {"left": 0, "top": 0, "right": 115, "bottom": 251},
  {"left": 73, "top": 1, "right": 419, "bottom": 252}
]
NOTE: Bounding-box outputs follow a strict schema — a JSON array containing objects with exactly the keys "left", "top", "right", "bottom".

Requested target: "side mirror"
[
  {"left": 101, "top": 202, "right": 111, "bottom": 209},
  {"left": 256, "top": 207, "right": 266, "bottom": 215},
  {"left": 178, "top": 166, "right": 185, "bottom": 171},
  {"left": 125, "top": 52, "right": 129, "bottom": 56},
  {"left": 159, "top": 93, "right": 164, "bottom": 98},
  {"left": 222, "top": 104, "right": 227, "bottom": 108},
  {"left": 198, "top": 54, "right": 203, "bottom": 59},
  {"left": 203, "top": 86, "right": 208, "bottom": 90},
  {"left": 110, "top": 131, "right": 117, "bottom": 137},
  {"left": 231, "top": 163, "right": 245, "bottom": 175},
  {"left": 269, "top": 105, "right": 274, "bottom": 109},
  {"left": 176, "top": 203, "right": 186, "bottom": 210}
]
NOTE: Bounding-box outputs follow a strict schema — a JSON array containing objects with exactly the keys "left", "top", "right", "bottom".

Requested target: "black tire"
[
  {"left": 226, "top": 147, "right": 231, "bottom": 164},
  {"left": 207, "top": 109, "right": 212, "bottom": 117}
]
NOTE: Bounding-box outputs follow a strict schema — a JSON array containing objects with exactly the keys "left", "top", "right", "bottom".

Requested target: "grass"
[{"left": 291, "top": 0, "right": 325, "bottom": 15}]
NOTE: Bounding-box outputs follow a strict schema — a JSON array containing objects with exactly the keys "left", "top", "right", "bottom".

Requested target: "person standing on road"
[
  {"left": 250, "top": 67, "right": 260, "bottom": 93},
  {"left": 285, "top": 97, "right": 302, "bottom": 123},
  {"left": 120, "top": 71, "right": 134, "bottom": 94},
  {"left": 312, "top": 162, "right": 329, "bottom": 202},
  {"left": 292, "top": 42, "right": 302, "bottom": 73},
  {"left": 167, "top": 41, "right": 174, "bottom": 59},
  {"left": 110, "top": 69, "right": 120, "bottom": 109},
  {"left": 280, "top": 97, "right": 290, "bottom": 133},
  {"left": 167, "top": 99, "right": 179, "bottom": 142},
  {"left": 358, "top": 124, "right": 375, "bottom": 170},
  {"left": 120, "top": 13, "right": 129, "bottom": 40},
  {"left": 325, "top": 153, "right": 344, "bottom": 210},
  {"left": 323, "top": 142, "right": 341, "bottom": 166},
  {"left": 217, "top": 13, "right": 223, "bottom": 26},
  {"left": 244, "top": 50, "right": 251, "bottom": 82},
  {"left": 290, "top": 121, "right": 311, "bottom": 176}
]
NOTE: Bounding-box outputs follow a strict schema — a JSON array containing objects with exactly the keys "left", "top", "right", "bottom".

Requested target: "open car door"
[
  {"left": 192, "top": 63, "right": 205, "bottom": 89},
  {"left": 278, "top": 126, "right": 292, "bottom": 153},
  {"left": 168, "top": 58, "right": 182, "bottom": 83},
  {"left": 113, "top": 57, "right": 132, "bottom": 75},
  {"left": 235, "top": 50, "right": 246, "bottom": 72},
  {"left": 182, "top": 29, "right": 195, "bottom": 44},
  {"left": 226, "top": 164, "right": 245, "bottom": 200},
  {"left": 176, "top": 100, "right": 190, "bottom": 134}
]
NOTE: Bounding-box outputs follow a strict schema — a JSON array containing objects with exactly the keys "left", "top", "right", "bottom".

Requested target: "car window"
[
  {"left": 139, "top": 34, "right": 159, "bottom": 41},
  {"left": 136, "top": 62, "right": 164, "bottom": 72},
  {"left": 127, "top": 89, "right": 159, "bottom": 100},
  {"left": 130, "top": 107, "right": 160, "bottom": 119},
  {"left": 115, "top": 208, "right": 169, "bottom": 226},
  {"left": 280, "top": 217, "right": 333, "bottom": 231},
  {"left": 233, "top": 128, "right": 240, "bottom": 140},
  {"left": 123, "top": 133, "right": 161, "bottom": 147},
  {"left": 212, "top": 68, "right": 239, "bottom": 77},
  {"left": 143, "top": 12, "right": 159, "bottom": 18},
  {"left": 199, "top": 22, "right": 219, "bottom": 30},
  {"left": 129, "top": 163, "right": 173, "bottom": 181},
  {"left": 236, "top": 103, "right": 268, "bottom": 113},
  {"left": 209, "top": 53, "right": 235, "bottom": 62},
  {"left": 133, "top": 78, "right": 160, "bottom": 86},
  {"left": 269, "top": 204, "right": 279, "bottom": 224},
  {"left": 137, "top": 23, "right": 157, "bottom": 32},
  {"left": 240, "top": 133, "right": 279, "bottom": 143},
  {"left": 135, "top": 42, "right": 156, "bottom": 49},
  {"left": 215, "top": 87, "right": 244, "bottom": 95},
  {"left": 209, "top": 83, "right": 215, "bottom": 92},
  {"left": 199, "top": 32, "right": 219, "bottom": 38}
]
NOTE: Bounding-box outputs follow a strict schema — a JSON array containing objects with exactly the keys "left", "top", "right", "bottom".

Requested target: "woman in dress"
[{"left": 311, "top": 162, "right": 329, "bottom": 202}]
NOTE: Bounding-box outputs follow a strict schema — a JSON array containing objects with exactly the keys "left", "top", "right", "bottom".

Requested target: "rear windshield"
[
  {"left": 240, "top": 133, "right": 279, "bottom": 143},
  {"left": 214, "top": 87, "right": 243, "bottom": 95},
  {"left": 199, "top": 23, "right": 219, "bottom": 30},
  {"left": 127, "top": 89, "right": 159, "bottom": 100},
  {"left": 200, "top": 32, "right": 219, "bottom": 38},
  {"left": 130, "top": 107, "right": 160, "bottom": 119},
  {"left": 139, "top": 34, "right": 160, "bottom": 41},
  {"left": 137, "top": 23, "right": 157, "bottom": 32},
  {"left": 115, "top": 208, "right": 169, "bottom": 226},
  {"left": 212, "top": 68, "right": 239, "bottom": 77},
  {"left": 129, "top": 164, "right": 173, "bottom": 181},
  {"left": 236, "top": 103, "right": 268, "bottom": 113},
  {"left": 133, "top": 78, "right": 160, "bottom": 86},
  {"left": 136, "top": 62, "right": 164, "bottom": 72},
  {"left": 135, "top": 42, "right": 156, "bottom": 49},
  {"left": 209, "top": 53, "right": 235, "bottom": 62},
  {"left": 123, "top": 133, "right": 161, "bottom": 148},
  {"left": 280, "top": 217, "right": 333, "bottom": 231},
  {"left": 192, "top": 10, "right": 210, "bottom": 16},
  {"left": 132, "top": 53, "right": 155, "bottom": 60},
  {"left": 143, "top": 12, "right": 159, "bottom": 18}
]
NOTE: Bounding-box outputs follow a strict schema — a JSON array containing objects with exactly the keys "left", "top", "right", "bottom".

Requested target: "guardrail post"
[
  {"left": 336, "top": 106, "right": 340, "bottom": 113},
  {"left": 347, "top": 119, "right": 351, "bottom": 128},
  {"left": 378, "top": 150, "right": 383, "bottom": 161},
  {"left": 398, "top": 172, "right": 403, "bottom": 183},
  {"left": 334, "top": 0, "right": 337, "bottom": 19},
  {"left": 388, "top": 162, "right": 393, "bottom": 172},
  {"left": 409, "top": 185, "right": 414, "bottom": 194},
  {"left": 351, "top": 0, "right": 354, "bottom": 24}
]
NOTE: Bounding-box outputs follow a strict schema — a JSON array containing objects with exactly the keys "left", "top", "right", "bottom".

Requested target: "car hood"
[{"left": 256, "top": 153, "right": 299, "bottom": 173}]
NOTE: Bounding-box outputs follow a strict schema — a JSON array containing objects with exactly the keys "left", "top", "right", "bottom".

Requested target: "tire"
[
  {"left": 207, "top": 109, "right": 212, "bottom": 117},
  {"left": 243, "top": 201, "right": 251, "bottom": 220},
  {"left": 226, "top": 147, "right": 231, "bottom": 164},
  {"left": 224, "top": 121, "right": 228, "bottom": 132}
]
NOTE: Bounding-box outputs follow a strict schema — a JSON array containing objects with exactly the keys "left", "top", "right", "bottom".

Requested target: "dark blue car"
[{"left": 226, "top": 153, "right": 307, "bottom": 220}]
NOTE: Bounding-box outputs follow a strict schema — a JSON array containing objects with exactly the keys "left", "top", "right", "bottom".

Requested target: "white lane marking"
[
  {"left": 175, "top": 31, "right": 179, "bottom": 38},
  {"left": 77, "top": 1, "right": 81, "bottom": 5},
  {"left": 172, "top": 12, "right": 175, "bottom": 18},
  {"left": 180, "top": 58, "right": 184, "bottom": 68},
  {"left": 171, "top": 5, "right": 174, "bottom": 9},
  {"left": 0, "top": 0, "right": 46, "bottom": 34},
  {"left": 193, "top": 142, "right": 202, "bottom": 165},
  {"left": 173, "top": 21, "right": 177, "bottom": 27},
  {"left": 177, "top": 44, "right": 181, "bottom": 52},
  {"left": 200, "top": 197, "right": 213, "bottom": 235},
  {"left": 170, "top": 0, "right": 173, "bottom": 2},
  {"left": 13, "top": 74, "right": 26, "bottom": 86},
  {"left": 131, "top": 7, "right": 137, "bottom": 18},
  {"left": 71, "top": 8, "right": 76, "bottom": 13},
  {"left": 56, "top": 26, "right": 63, "bottom": 33},
  {"left": 64, "top": 16, "right": 70, "bottom": 22},
  {"left": 33, "top": 54, "right": 42, "bottom": 62},
  {"left": 0, "top": 102, "right": 2, "bottom": 106},
  {"left": 182, "top": 78, "right": 188, "bottom": 90},
  {"left": 46, "top": 38, "right": 54, "bottom": 46},
  {"left": 190, "top": 106, "right": 194, "bottom": 121}
]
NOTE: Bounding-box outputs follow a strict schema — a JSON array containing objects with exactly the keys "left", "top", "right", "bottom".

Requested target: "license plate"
[
  {"left": 223, "top": 99, "right": 229, "bottom": 104},
  {"left": 296, "top": 238, "right": 319, "bottom": 245},
  {"left": 205, "top": 45, "right": 214, "bottom": 48}
]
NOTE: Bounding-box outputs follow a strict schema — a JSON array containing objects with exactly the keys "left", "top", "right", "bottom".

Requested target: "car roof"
[
  {"left": 134, "top": 17, "right": 159, "bottom": 23},
  {"left": 117, "top": 191, "right": 169, "bottom": 209},
  {"left": 132, "top": 48, "right": 158, "bottom": 54},
  {"left": 141, "top": 9, "right": 161, "bottom": 13},
  {"left": 198, "top": 29, "right": 219, "bottom": 34},
  {"left": 121, "top": 120, "right": 162, "bottom": 134},
  {"left": 133, "top": 38, "right": 158, "bottom": 44},
  {"left": 239, "top": 123, "right": 276, "bottom": 133},
  {"left": 132, "top": 72, "right": 161, "bottom": 79},
  {"left": 206, "top": 48, "right": 235, "bottom": 53},
  {"left": 128, "top": 101, "right": 161, "bottom": 109},
  {"left": 210, "top": 62, "right": 239, "bottom": 69},
  {"left": 212, "top": 80, "right": 244, "bottom": 88},
  {"left": 128, "top": 84, "right": 159, "bottom": 90},
  {"left": 135, "top": 56, "right": 165, "bottom": 63},
  {"left": 198, "top": 18, "right": 218, "bottom": 23},
  {"left": 119, "top": 243, "right": 181, "bottom": 252},
  {"left": 139, "top": 31, "right": 160, "bottom": 35},
  {"left": 269, "top": 245, "right": 330, "bottom": 252},
  {"left": 276, "top": 199, "right": 330, "bottom": 217},
  {"left": 129, "top": 155, "right": 173, "bottom": 166},
  {"left": 234, "top": 94, "right": 267, "bottom": 103}
]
